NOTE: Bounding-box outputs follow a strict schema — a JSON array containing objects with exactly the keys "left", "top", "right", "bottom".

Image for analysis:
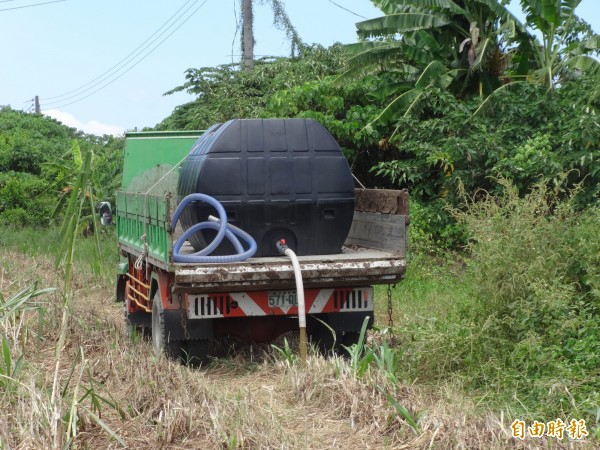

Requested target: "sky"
[{"left": 1, "top": 0, "right": 599, "bottom": 136}]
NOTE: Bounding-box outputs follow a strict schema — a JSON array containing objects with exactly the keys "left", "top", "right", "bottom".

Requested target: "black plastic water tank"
[{"left": 177, "top": 118, "right": 355, "bottom": 257}]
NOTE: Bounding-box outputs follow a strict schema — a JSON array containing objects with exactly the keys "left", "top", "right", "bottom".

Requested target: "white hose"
[
  {"left": 284, "top": 248, "right": 306, "bottom": 329},
  {"left": 275, "top": 240, "right": 307, "bottom": 366}
]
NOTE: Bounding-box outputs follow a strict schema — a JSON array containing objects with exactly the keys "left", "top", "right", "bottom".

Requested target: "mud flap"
[
  {"left": 116, "top": 274, "right": 127, "bottom": 303},
  {"left": 163, "top": 309, "right": 213, "bottom": 341},
  {"left": 327, "top": 311, "right": 373, "bottom": 333}
]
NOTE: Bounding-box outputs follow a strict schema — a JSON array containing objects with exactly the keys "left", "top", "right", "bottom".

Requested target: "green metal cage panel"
[
  {"left": 116, "top": 192, "right": 172, "bottom": 264},
  {"left": 116, "top": 130, "right": 205, "bottom": 266},
  {"left": 121, "top": 130, "right": 204, "bottom": 194}
]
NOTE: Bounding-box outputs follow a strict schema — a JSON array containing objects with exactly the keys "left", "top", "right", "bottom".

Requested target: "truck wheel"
[
  {"left": 151, "top": 292, "right": 183, "bottom": 359},
  {"left": 307, "top": 316, "right": 340, "bottom": 355},
  {"left": 182, "top": 339, "right": 212, "bottom": 367},
  {"left": 124, "top": 303, "right": 150, "bottom": 339},
  {"left": 341, "top": 331, "right": 361, "bottom": 348}
]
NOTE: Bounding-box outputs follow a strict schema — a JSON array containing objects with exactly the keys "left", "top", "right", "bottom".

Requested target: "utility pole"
[
  {"left": 242, "top": 0, "right": 254, "bottom": 69},
  {"left": 34, "top": 95, "right": 40, "bottom": 114}
]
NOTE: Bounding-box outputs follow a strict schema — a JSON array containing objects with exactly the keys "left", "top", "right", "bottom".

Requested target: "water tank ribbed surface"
[{"left": 177, "top": 118, "right": 355, "bottom": 256}]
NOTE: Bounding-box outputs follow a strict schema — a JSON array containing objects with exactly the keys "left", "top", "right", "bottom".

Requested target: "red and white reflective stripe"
[
  {"left": 186, "top": 287, "right": 373, "bottom": 319},
  {"left": 308, "top": 288, "right": 333, "bottom": 314}
]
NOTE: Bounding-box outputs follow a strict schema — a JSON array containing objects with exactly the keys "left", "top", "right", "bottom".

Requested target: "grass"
[
  {"left": 1, "top": 199, "right": 598, "bottom": 447},
  {"left": 379, "top": 181, "right": 600, "bottom": 444},
  {"left": 0, "top": 226, "right": 118, "bottom": 278}
]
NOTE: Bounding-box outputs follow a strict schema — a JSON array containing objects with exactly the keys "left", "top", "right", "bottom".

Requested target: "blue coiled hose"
[{"left": 171, "top": 193, "right": 257, "bottom": 263}]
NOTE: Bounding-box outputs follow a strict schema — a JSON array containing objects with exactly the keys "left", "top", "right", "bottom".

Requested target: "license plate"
[{"left": 268, "top": 291, "right": 297, "bottom": 308}]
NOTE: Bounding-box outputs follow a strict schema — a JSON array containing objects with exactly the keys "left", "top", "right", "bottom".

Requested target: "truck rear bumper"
[{"left": 186, "top": 286, "right": 373, "bottom": 319}]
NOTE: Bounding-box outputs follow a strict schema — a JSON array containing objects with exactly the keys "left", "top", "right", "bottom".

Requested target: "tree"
[
  {"left": 518, "top": 0, "right": 599, "bottom": 90},
  {"left": 159, "top": 45, "right": 345, "bottom": 130},
  {"left": 0, "top": 107, "right": 124, "bottom": 228},
  {"left": 340, "top": 0, "right": 599, "bottom": 131},
  {"left": 335, "top": 0, "right": 530, "bottom": 137}
]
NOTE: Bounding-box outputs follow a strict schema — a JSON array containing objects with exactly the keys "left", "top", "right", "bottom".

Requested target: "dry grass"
[{"left": 0, "top": 250, "right": 597, "bottom": 449}]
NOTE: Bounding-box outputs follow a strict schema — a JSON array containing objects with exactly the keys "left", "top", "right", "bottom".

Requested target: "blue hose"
[{"left": 171, "top": 194, "right": 257, "bottom": 263}]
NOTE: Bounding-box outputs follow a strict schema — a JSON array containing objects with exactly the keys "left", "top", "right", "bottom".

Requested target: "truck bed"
[
  {"left": 171, "top": 244, "right": 405, "bottom": 293},
  {"left": 117, "top": 188, "right": 409, "bottom": 293}
]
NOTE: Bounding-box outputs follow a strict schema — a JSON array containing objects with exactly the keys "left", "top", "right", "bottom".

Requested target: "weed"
[
  {"left": 0, "top": 284, "right": 53, "bottom": 323},
  {"left": 271, "top": 337, "right": 297, "bottom": 367},
  {"left": 379, "top": 387, "right": 420, "bottom": 432},
  {"left": 372, "top": 339, "right": 399, "bottom": 384},
  {"left": 393, "top": 178, "right": 600, "bottom": 434},
  {"left": 343, "top": 316, "right": 374, "bottom": 378},
  {"left": 0, "top": 334, "right": 22, "bottom": 393}
]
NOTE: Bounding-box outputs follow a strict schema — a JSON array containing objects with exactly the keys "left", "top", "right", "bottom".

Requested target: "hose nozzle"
[{"left": 276, "top": 238, "right": 288, "bottom": 255}]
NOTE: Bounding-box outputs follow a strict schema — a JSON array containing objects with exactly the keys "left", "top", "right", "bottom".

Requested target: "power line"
[
  {"left": 231, "top": 0, "right": 241, "bottom": 64},
  {"left": 0, "top": 0, "right": 66, "bottom": 12},
  {"left": 47, "top": 0, "right": 210, "bottom": 110},
  {"left": 42, "top": 0, "right": 197, "bottom": 102},
  {"left": 326, "top": 0, "right": 366, "bottom": 19}
]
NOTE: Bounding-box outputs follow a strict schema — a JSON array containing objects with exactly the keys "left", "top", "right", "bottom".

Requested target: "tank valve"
[{"left": 276, "top": 239, "right": 288, "bottom": 254}]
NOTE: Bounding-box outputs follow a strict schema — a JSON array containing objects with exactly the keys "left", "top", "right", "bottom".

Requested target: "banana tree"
[
  {"left": 474, "top": 0, "right": 599, "bottom": 115},
  {"left": 339, "top": 0, "right": 529, "bottom": 129},
  {"left": 519, "top": 0, "right": 599, "bottom": 89}
]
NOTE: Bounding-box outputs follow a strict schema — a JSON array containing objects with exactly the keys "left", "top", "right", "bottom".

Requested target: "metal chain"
[
  {"left": 387, "top": 283, "right": 394, "bottom": 330},
  {"left": 387, "top": 283, "right": 397, "bottom": 346},
  {"left": 180, "top": 309, "right": 191, "bottom": 340}
]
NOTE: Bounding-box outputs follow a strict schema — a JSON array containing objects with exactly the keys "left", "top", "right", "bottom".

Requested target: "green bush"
[
  {"left": 408, "top": 199, "right": 466, "bottom": 256},
  {"left": 398, "top": 179, "right": 599, "bottom": 425},
  {"left": 0, "top": 172, "right": 54, "bottom": 226},
  {"left": 459, "top": 180, "right": 599, "bottom": 421}
]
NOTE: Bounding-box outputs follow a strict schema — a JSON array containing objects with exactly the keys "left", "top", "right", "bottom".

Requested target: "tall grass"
[
  {"left": 0, "top": 227, "right": 117, "bottom": 277},
  {"left": 1, "top": 172, "right": 598, "bottom": 446},
  {"left": 392, "top": 179, "right": 599, "bottom": 438},
  {"left": 0, "top": 147, "right": 124, "bottom": 448},
  {"left": 455, "top": 180, "right": 599, "bottom": 425}
]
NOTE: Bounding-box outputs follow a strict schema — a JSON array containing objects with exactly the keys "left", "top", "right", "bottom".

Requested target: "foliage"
[
  {"left": 158, "top": 44, "right": 346, "bottom": 130},
  {"left": 337, "top": 0, "right": 530, "bottom": 129},
  {"left": 368, "top": 75, "right": 599, "bottom": 248},
  {"left": 379, "top": 387, "right": 419, "bottom": 432},
  {"left": 398, "top": 179, "right": 600, "bottom": 424},
  {"left": 1, "top": 283, "right": 53, "bottom": 408},
  {"left": 271, "top": 337, "right": 297, "bottom": 367},
  {"left": 343, "top": 316, "right": 375, "bottom": 378},
  {"left": 0, "top": 107, "right": 72, "bottom": 174},
  {"left": 261, "top": 0, "right": 303, "bottom": 56},
  {"left": 0, "top": 172, "right": 53, "bottom": 227},
  {"left": 460, "top": 180, "right": 599, "bottom": 421},
  {"left": 339, "top": 0, "right": 599, "bottom": 140},
  {"left": 408, "top": 199, "right": 467, "bottom": 254},
  {"left": 0, "top": 284, "right": 53, "bottom": 324},
  {"left": 0, "top": 107, "right": 124, "bottom": 229},
  {"left": 518, "top": 0, "right": 600, "bottom": 89}
]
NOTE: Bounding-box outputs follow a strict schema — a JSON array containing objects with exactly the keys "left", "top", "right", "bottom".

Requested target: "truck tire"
[
  {"left": 182, "top": 340, "right": 212, "bottom": 367},
  {"left": 124, "top": 303, "right": 151, "bottom": 339},
  {"left": 151, "top": 291, "right": 184, "bottom": 360},
  {"left": 307, "top": 315, "right": 341, "bottom": 355}
]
